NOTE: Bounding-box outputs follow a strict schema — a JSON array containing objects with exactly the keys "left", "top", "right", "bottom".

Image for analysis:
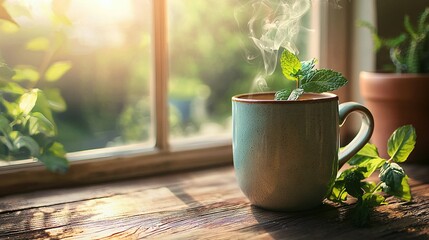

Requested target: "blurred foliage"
[{"left": 0, "top": 1, "right": 71, "bottom": 172}]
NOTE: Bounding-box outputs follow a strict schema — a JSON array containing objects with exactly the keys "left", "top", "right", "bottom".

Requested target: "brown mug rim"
[{"left": 232, "top": 92, "right": 338, "bottom": 104}]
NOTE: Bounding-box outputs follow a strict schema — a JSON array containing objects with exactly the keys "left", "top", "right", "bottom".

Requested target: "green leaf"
[
  {"left": 28, "top": 112, "right": 56, "bottom": 137},
  {"left": 300, "top": 59, "right": 317, "bottom": 74},
  {"left": 298, "top": 59, "right": 317, "bottom": 84},
  {"left": 351, "top": 158, "right": 385, "bottom": 178},
  {"left": 398, "top": 175, "right": 412, "bottom": 201},
  {"left": 361, "top": 181, "right": 378, "bottom": 193},
  {"left": 44, "top": 88, "right": 66, "bottom": 112},
  {"left": 0, "top": 135, "right": 13, "bottom": 151},
  {"left": 328, "top": 180, "right": 348, "bottom": 203},
  {"left": 380, "top": 162, "right": 405, "bottom": 186},
  {"left": 387, "top": 125, "right": 416, "bottom": 163},
  {"left": 348, "top": 144, "right": 385, "bottom": 178},
  {"left": 379, "top": 162, "right": 411, "bottom": 201},
  {"left": 280, "top": 49, "right": 301, "bottom": 81},
  {"left": 0, "top": 81, "right": 25, "bottom": 95},
  {"left": 18, "top": 90, "right": 38, "bottom": 115},
  {"left": 32, "top": 89, "right": 55, "bottom": 125},
  {"left": 44, "top": 61, "right": 72, "bottom": 82},
  {"left": 13, "top": 135, "right": 40, "bottom": 157},
  {"left": 300, "top": 69, "right": 348, "bottom": 93},
  {"left": 0, "top": 115, "right": 11, "bottom": 135},
  {"left": 344, "top": 168, "right": 365, "bottom": 198},
  {"left": 348, "top": 143, "right": 380, "bottom": 165},
  {"left": 363, "top": 192, "right": 387, "bottom": 207},
  {"left": 38, "top": 142, "right": 68, "bottom": 173},
  {"left": 25, "top": 37, "right": 50, "bottom": 51},
  {"left": 0, "top": 62, "right": 15, "bottom": 80},
  {"left": 381, "top": 174, "right": 411, "bottom": 202},
  {"left": 274, "top": 89, "right": 291, "bottom": 100},
  {"left": 1, "top": 99, "right": 20, "bottom": 117},
  {"left": 287, "top": 88, "right": 304, "bottom": 100},
  {"left": 12, "top": 65, "right": 40, "bottom": 82}
]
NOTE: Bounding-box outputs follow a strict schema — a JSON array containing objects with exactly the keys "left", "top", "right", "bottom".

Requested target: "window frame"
[{"left": 0, "top": 1, "right": 353, "bottom": 195}]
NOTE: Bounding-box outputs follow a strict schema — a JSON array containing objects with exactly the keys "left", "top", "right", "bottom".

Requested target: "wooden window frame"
[{"left": 0, "top": 1, "right": 352, "bottom": 195}]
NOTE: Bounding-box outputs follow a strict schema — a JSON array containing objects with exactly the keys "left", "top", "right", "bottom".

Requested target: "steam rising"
[{"left": 236, "top": 0, "right": 311, "bottom": 91}]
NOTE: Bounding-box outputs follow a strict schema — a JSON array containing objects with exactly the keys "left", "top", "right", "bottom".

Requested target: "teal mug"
[{"left": 232, "top": 92, "right": 374, "bottom": 211}]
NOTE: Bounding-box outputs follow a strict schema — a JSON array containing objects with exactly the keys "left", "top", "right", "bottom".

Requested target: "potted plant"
[{"left": 359, "top": 8, "right": 429, "bottom": 163}]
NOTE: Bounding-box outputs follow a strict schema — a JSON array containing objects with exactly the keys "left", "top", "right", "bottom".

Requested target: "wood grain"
[{"left": 0, "top": 164, "right": 428, "bottom": 239}]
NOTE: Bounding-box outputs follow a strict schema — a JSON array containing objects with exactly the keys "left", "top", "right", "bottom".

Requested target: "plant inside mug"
[{"left": 274, "top": 49, "right": 348, "bottom": 100}]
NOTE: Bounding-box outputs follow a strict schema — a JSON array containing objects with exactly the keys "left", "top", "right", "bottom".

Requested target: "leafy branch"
[
  {"left": 328, "top": 125, "right": 416, "bottom": 227},
  {"left": 0, "top": 63, "right": 69, "bottom": 173},
  {"left": 275, "top": 49, "right": 348, "bottom": 100},
  {"left": 0, "top": 3, "right": 71, "bottom": 173}
]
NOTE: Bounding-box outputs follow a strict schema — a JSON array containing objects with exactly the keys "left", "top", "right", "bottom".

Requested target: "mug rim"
[{"left": 232, "top": 92, "right": 338, "bottom": 104}]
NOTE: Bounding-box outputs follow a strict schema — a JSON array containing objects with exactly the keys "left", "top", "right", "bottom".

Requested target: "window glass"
[
  {"left": 0, "top": 0, "right": 153, "bottom": 153},
  {"left": 167, "top": 0, "right": 311, "bottom": 142}
]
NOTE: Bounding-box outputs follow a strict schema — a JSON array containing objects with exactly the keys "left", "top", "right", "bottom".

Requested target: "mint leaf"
[
  {"left": 380, "top": 162, "right": 405, "bottom": 186},
  {"left": 380, "top": 162, "right": 411, "bottom": 201},
  {"left": 274, "top": 89, "right": 292, "bottom": 100},
  {"left": 353, "top": 158, "right": 385, "bottom": 178},
  {"left": 380, "top": 176, "right": 411, "bottom": 202},
  {"left": 280, "top": 49, "right": 301, "bottom": 81},
  {"left": 287, "top": 88, "right": 304, "bottom": 100},
  {"left": 348, "top": 144, "right": 385, "bottom": 178},
  {"left": 349, "top": 143, "right": 380, "bottom": 163},
  {"left": 387, "top": 125, "right": 416, "bottom": 162},
  {"left": 361, "top": 181, "right": 378, "bottom": 193},
  {"left": 344, "top": 168, "right": 365, "bottom": 199},
  {"left": 301, "top": 69, "right": 348, "bottom": 93},
  {"left": 328, "top": 181, "right": 348, "bottom": 203},
  {"left": 300, "top": 58, "right": 316, "bottom": 74}
]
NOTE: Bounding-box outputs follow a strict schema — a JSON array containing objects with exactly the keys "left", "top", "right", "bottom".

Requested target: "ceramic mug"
[{"left": 232, "top": 92, "right": 374, "bottom": 211}]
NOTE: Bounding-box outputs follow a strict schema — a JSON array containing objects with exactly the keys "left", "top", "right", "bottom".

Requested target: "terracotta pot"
[{"left": 359, "top": 72, "right": 429, "bottom": 163}]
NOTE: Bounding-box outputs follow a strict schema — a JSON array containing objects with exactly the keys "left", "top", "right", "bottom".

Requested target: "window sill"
[
  {"left": 0, "top": 141, "right": 232, "bottom": 196},
  {"left": 0, "top": 164, "right": 428, "bottom": 239}
]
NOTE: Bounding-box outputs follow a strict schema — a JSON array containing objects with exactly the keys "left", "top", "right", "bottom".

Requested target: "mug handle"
[{"left": 338, "top": 102, "right": 374, "bottom": 168}]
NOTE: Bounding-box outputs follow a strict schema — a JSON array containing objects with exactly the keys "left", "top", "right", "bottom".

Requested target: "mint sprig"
[
  {"left": 275, "top": 49, "right": 348, "bottom": 100},
  {"left": 328, "top": 125, "right": 416, "bottom": 227}
]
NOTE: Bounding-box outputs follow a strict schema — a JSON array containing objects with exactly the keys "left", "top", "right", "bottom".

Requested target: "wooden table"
[{"left": 0, "top": 164, "right": 428, "bottom": 239}]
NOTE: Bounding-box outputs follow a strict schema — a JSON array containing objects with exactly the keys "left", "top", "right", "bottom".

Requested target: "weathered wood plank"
[{"left": 0, "top": 164, "right": 428, "bottom": 239}]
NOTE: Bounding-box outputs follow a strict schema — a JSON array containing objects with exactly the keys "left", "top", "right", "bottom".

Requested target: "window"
[{"left": 0, "top": 0, "right": 351, "bottom": 193}]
